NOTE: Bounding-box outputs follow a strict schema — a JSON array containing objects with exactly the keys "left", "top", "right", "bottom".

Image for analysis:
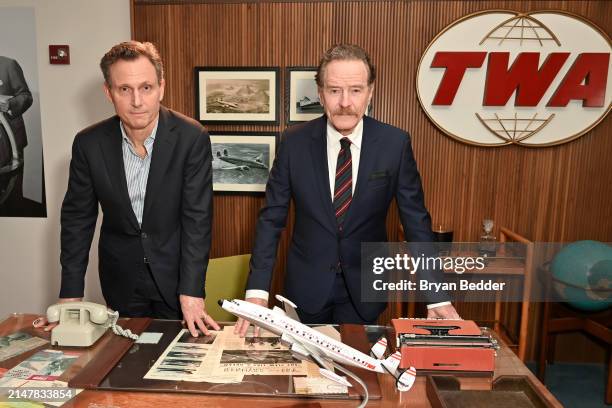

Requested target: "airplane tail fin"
[
  {"left": 396, "top": 367, "right": 417, "bottom": 392},
  {"left": 381, "top": 351, "right": 417, "bottom": 393},
  {"left": 370, "top": 336, "right": 387, "bottom": 359},
  {"left": 382, "top": 350, "right": 402, "bottom": 374}
]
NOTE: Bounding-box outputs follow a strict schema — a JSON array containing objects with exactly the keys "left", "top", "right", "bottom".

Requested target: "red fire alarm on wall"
[{"left": 49, "top": 45, "right": 70, "bottom": 65}]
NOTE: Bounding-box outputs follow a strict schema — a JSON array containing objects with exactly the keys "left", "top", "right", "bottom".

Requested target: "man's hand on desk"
[
  {"left": 180, "top": 294, "right": 220, "bottom": 337},
  {"left": 32, "top": 297, "right": 83, "bottom": 331},
  {"left": 427, "top": 303, "right": 461, "bottom": 319},
  {"left": 234, "top": 297, "right": 267, "bottom": 337}
]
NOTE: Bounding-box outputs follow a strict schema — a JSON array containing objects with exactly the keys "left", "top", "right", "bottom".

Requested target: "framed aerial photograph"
[
  {"left": 286, "top": 67, "right": 324, "bottom": 124},
  {"left": 209, "top": 132, "right": 277, "bottom": 192},
  {"left": 195, "top": 67, "right": 279, "bottom": 125}
]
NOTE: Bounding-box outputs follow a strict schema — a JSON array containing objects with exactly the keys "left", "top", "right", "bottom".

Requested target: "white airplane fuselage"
[
  {"left": 220, "top": 299, "right": 385, "bottom": 374},
  {"left": 218, "top": 155, "right": 268, "bottom": 169}
]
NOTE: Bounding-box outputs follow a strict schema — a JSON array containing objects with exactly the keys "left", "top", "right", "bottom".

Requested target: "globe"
[{"left": 551, "top": 240, "right": 612, "bottom": 312}]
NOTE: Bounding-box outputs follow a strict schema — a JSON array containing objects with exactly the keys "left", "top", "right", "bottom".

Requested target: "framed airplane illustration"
[
  {"left": 195, "top": 67, "right": 280, "bottom": 125},
  {"left": 208, "top": 131, "right": 278, "bottom": 192}
]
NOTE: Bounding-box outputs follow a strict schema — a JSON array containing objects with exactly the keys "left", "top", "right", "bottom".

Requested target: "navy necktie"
[{"left": 333, "top": 137, "right": 353, "bottom": 227}]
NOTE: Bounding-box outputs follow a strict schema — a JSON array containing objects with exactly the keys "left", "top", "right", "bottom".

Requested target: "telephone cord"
[{"left": 107, "top": 311, "right": 139, "bottom": 341}]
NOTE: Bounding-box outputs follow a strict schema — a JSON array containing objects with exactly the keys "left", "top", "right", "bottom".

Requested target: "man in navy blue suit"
[{"left": 236, "top": 44, "right": 458, "bottom": 331}]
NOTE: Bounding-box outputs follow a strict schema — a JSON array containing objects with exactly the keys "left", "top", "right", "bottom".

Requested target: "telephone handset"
[{"left": 46, "top": 301, "right": 139, "bottom": 347}]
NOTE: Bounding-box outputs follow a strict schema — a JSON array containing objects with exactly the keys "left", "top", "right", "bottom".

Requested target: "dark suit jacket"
[
  {"left": 59, "top": 107, "right": 213, "bottom": 312},
  {"left": 0, "top": 56, "right": 32, "bottom": 164},
  {"left": 247, "top": 115, "right": 447, "bottom": 321}
]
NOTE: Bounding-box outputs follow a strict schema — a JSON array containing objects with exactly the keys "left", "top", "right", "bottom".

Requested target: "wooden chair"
[{"left": 497, "top": 227, "right": 534, "bottom": 362}]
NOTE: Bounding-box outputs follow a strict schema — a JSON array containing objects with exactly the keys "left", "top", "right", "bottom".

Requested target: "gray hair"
[{"left": 315, "top": 44, "right": 376, "bottom": 87}]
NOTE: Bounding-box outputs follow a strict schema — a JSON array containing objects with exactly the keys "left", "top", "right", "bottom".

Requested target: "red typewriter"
[{"left": 391, "top": 318, "right": 499, "bottom": 373}]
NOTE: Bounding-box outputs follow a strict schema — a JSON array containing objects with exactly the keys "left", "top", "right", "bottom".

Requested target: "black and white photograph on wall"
[
  {"left": 0, "top": 7, "right": 46, "bottom": 217},
  {"left": 210, "top": 132, "right": 277, "bottom": 192},
  {"left": 195, "top": 67, "right": 279, "bottom": 125},
  {"left": 286, "top": 67, "right": 324, "bottom": 124}
]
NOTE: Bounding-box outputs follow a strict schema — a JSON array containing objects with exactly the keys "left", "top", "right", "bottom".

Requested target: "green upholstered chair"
[{"left": 204, "top": 254, "right": 251, "bottom": 322}]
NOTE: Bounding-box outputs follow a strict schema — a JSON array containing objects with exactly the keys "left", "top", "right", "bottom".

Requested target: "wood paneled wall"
[{"left": 132, "top": 0, "right": 612, "bottom": 360}]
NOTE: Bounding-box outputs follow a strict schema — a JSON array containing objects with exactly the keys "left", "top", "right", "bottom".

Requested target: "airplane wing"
[
  {"left": 284, "top": 332, "right": 335, "bottom": 373},
  {"left": 290, "top": 338, "right": 351, "bottom": 387},
  {"left": 274, "top": 294, "right": 301, "bottom": 322},
  {"left": 312, "top": 325, "right": 341, "bottom": 342},
  {"left": 220, "top": 165, "right": 249, "bottom": 171},
  {"left": 290, "top": 341, "right": 332, "bottom": 370}
]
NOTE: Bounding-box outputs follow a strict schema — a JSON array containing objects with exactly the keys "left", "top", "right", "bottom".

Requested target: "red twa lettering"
[
  {"left": 548, "top": 53, "right": 610, "bottom": 107},
  {"left": 431, "top": 52, "right": 486, "bottom": 105},
  {"left": 484, "top": 52, "right": 569, "bottom": 106},
  {"left": 430, "top": 51, "right": 609, "bottom": 108}
]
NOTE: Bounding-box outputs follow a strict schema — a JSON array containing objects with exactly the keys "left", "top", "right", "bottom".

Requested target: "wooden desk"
[{"left": 0, "top": 314, "right": 561, "bottom": 407}]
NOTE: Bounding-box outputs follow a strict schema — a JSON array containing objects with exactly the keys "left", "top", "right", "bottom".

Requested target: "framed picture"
[
  {"left": 195, "top": 67, "right": 279, "bottom": 125},
  {"left": 286, "top": 67, "right": 324, "bottom": 124},
  {"left": 209, "top": 131, "right": 277, "bottom": 192}
]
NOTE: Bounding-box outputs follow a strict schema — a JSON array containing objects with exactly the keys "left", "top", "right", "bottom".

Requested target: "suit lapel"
[
  {"left": 343, "top": 116, "right": 380, "bottom": 229},
  {"left": 143, "top": 107, "right": 177, "bottom": 223},
  {"left": 309, "top": 117, "right": 337, "bottom": 232},
  {"left": 99, "top": 117, "right": 140, "bottom": 231}
]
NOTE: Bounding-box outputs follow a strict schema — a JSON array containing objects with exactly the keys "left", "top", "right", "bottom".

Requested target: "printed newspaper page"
[
  {"left": 0, "top": 332, "right": 48, "bottom": 362},
  {"left": 144, "top": 325, "right": 309, "bottom": 383}
]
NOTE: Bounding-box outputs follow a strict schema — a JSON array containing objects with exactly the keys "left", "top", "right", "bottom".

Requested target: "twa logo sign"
[{"left": 417, "top": 11, "right": 611, "bottom": 146}]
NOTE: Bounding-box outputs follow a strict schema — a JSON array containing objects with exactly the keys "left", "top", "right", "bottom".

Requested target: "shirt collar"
[
  {"left": 326, "top": 118, "right": 363, "bottom": 150},
  {"left": 120, "top": 120, "right": 159, "bottom": 147}
]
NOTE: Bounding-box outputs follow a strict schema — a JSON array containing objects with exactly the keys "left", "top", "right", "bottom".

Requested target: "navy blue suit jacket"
[{"left": 247, "top": 115, "right": 446, "bottom": 321}]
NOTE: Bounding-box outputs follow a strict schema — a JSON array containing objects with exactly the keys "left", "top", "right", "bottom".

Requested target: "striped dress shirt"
[{"left": 121, "top": 121, "right": 158, "bottom": 226}]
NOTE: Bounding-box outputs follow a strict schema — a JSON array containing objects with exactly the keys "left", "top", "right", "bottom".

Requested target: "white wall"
[{"left": 0, "top": 0, "right": 131, "bottom": 315}]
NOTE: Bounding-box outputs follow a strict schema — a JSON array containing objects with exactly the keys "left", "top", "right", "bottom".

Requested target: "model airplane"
[
  {"left": 216, "top": 149, "right": 268, "bottom": 171},
  {"left": 219, "top": 295, "right": 416, "bottom": 393}
]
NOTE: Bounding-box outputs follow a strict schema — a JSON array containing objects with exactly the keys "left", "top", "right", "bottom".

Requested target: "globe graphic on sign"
[
  {"left": 550, "top": 240, "right": 612, "bottom": 312},
  {"left": 476, "top": 13, "right": 559, "bottom": 144}
]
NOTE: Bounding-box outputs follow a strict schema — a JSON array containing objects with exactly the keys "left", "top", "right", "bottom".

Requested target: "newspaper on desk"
[
  {"left": 0, "top": 349, "right": 83, "bottom": 406},
  {"left": 144, "top": 325, "right": 308, "bottom": 383},
  {"left": 0, "top": 350, "right": 79, "bottom": 383},
  {"left": 0, "top": 332, "right": 48, "bottom": 362}
]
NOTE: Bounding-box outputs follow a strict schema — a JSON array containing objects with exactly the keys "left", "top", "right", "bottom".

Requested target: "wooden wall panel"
[{"left": 133, "top": 0, "right": 612, "bottom": 360}]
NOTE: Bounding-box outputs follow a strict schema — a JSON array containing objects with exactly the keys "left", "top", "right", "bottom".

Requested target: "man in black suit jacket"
[
  {"left": 0, "top": 56, "right": 33, "bottom": 210},
  {"left": 37, "top": 42, "right": 218, "bottom": 337},
  {"left": 237, "top": 44, "right": 459, "bottom": 332}
]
